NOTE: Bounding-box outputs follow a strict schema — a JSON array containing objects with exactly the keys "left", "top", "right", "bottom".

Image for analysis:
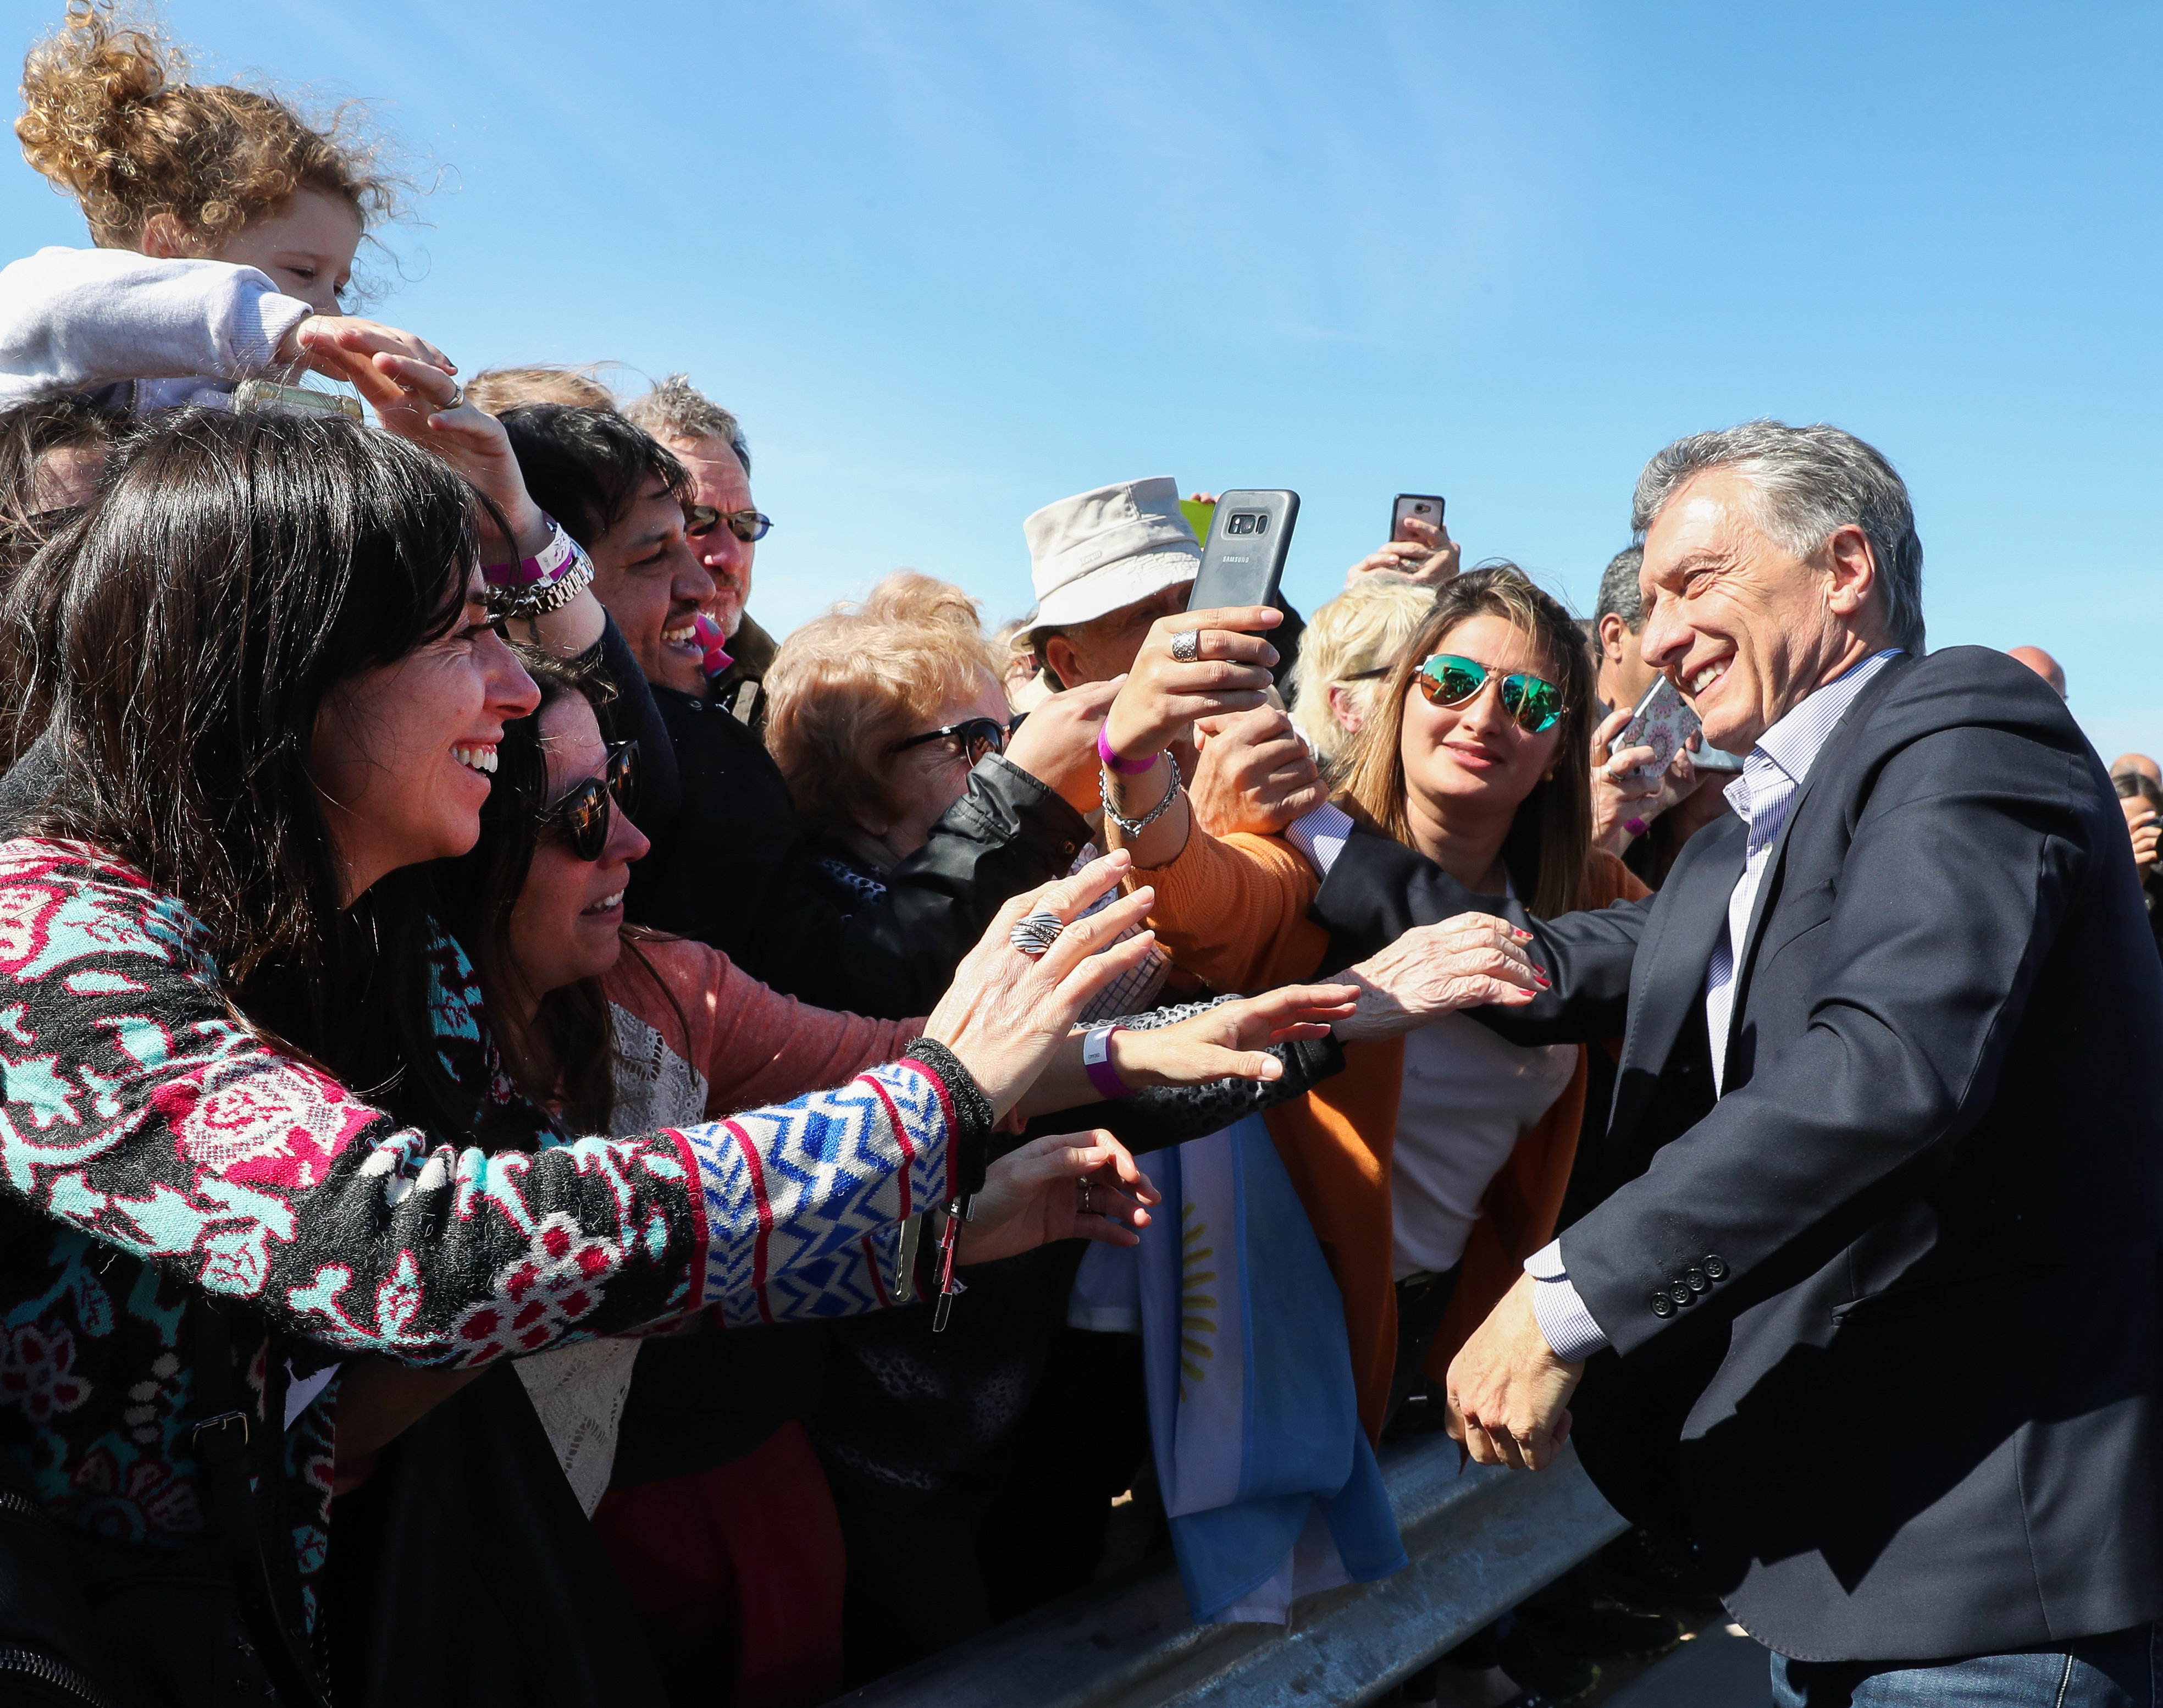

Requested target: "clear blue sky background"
[{"left": 8, "top": 2, "right": 2161, "bottom": 756}]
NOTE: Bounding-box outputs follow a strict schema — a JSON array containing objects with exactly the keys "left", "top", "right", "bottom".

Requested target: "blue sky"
[{"left": 8, "top": 1, "right": 2162, "bottom": 756}]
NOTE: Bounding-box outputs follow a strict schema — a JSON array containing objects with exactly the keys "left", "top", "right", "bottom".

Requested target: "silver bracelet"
[
  {"left": 1100, "top": 759, "right": 1181, "bottom": 837},
  {"left": 488, "top": 535, "right": 596, "bottom": 618}
]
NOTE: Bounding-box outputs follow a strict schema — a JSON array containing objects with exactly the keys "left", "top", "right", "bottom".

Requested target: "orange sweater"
[{"left": 1132, "top": 826, "right": 1646, "bottom": 1442}]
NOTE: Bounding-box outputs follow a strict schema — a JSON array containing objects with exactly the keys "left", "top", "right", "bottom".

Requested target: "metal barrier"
[{"left": 830, "top": 1436, "right": 1628, "bottom": 1708}]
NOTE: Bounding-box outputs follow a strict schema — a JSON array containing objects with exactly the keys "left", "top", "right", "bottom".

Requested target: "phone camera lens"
[
  {"left": 1228, "top": 515, "right": 1253, "bottom": 535},
  {"left": 1253, "top": 514, "right": 1269, "bottom": 534}
]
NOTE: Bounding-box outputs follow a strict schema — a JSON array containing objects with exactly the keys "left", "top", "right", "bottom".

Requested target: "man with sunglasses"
[
  {"left": 624, "top": 374, "right": 777, "bottom": 728},
  {"left": 1308, "top": 422, "right": 2163, "bottom": 1705}
]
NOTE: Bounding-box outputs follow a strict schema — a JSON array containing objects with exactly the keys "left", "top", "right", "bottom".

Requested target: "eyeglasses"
[
  {"left": 1412, "top": 654, "right": 1566, "bottom": 734},
  {"left": 684, "top": 504, "right": 773, "bottom": 544},
  {"left": 539, "top": 740, "right": 639, "bottom": 860},
  {"left": 892, "top": 717, "right": 1010, "bottom": 766}
]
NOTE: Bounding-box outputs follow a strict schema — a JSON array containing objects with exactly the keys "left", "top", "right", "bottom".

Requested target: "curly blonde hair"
[
  {"left": 16, "top": 1, "right": 393, "bottom": 246},
  {"left": 765, "top": 572, "right": 1003, "bottom": 852}
]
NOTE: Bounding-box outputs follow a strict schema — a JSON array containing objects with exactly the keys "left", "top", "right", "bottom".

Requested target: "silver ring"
[
  {"left": 1079, "top": 1180, "right": 1095, "bottom": 1215},
  {"left": 1170, "top": 628, "right": 1201, "bottom": 664},
  {"left": 1009, "top": 908, "right": 1065, "bottom": 958},
  {"left": 438, "top": 381, "right": 464, "bottom": 412}
]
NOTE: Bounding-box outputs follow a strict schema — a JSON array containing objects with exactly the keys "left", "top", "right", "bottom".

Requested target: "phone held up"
[
  {"left": 1616, "top": 675, "right": 1703, "bottom": 781},
  {"left": 1392, "top": 493, "right": 1445, "bottom": 539},
  {"left": 1187, "top": 490, "right": 1299, "bottom": 614}
]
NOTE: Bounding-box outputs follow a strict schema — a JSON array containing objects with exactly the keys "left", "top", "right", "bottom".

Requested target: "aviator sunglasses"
[
  {"left": 892, "top": 717, "right": 1011, "bottom": 766},
  {"left": 539, "top": 740, "right": 640, "bottom": 860},
  {"left": 685, "top": 503, "right": 775, "bottom": 544},
  {"left": 1413, "top": 654, "right": 1566, "bottom": 735}
]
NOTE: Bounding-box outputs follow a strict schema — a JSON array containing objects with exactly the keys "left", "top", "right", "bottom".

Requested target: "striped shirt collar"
[{"left": 1724, "top": 648, "right": 1905, "bottom": 827}]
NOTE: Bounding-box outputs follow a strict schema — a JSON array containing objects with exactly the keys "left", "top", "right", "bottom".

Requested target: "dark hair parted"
[
  {"left": 17, "top": 1, "right": 395, "bottom": 246},
  {"left": 435, "top": 653, "right": 618, "bottom": 1135},
  {"left": 1334, "top": 563, "right": 1598, "bottom": 919},
  {"left": 2, "top": 406, "right": 490, "bottom": 1133},
  {"left": 499, "top": 405, "right": 690, "bottom": 550}
]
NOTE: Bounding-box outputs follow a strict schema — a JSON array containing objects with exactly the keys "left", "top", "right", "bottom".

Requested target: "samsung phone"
[
  {"left": 1187, "top": 490, "right": 1299, "bottom": 614},
  {"left": 1392, "top": 493, "right": 1446, "bottom": 539},
  {"left": 1616, "top": 676, "right": 1703, "bottom": 781}
]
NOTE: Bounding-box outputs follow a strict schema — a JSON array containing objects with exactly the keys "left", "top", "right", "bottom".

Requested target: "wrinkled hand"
[
  {"left": 955, "top": 1130, "right": 1161, "bottom": 1263},
  {"left": 1004, "top": 677, "right": 1124, "bottom": 815},
  {"left": 1332, "top": 914, "right": 1546, "bottom": 1042},
  {"left": 1445, "top": 1274, "right": 1584, "bottom": 1471},
  {"left": 2124, "top": 797, "right": 2160, "bottom": 875},
  {"left": 924, "top": 852, "right": 1159, "bottom": 1118},
  {"left": 1345, "top": 516, "right": 1461, "bottom": 589},
  {"left": 1100, "top": 605, "right": 1282, "bottom": 765},
  {"left": 1115, "top": 983, "right": 1359, "bottom": 1086},
  {"left": 1189, "top": 707, "right": 1326, "bottom": 838}
]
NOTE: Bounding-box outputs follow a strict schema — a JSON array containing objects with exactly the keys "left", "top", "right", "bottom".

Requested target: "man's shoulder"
[{"left": 1865, "top": 646, "right": 2082, "bottom": 749}]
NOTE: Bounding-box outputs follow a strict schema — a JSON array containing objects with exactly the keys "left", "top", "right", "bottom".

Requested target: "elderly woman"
[
  {"left": 1285, "top": 575, "right": 1436, "bottom": 770},
  {"left": 1092, "top": 566, "right": 1645, "bottom": 1442},
  {"left": 766, "top": 571, "right": 1020, "bottom": 900}
]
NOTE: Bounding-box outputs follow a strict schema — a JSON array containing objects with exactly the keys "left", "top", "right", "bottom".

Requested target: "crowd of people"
[{"left": 2, "top": 9, "right": 2161, "bottom": 1708}]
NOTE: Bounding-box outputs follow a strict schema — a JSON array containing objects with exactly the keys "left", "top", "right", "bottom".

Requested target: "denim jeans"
[{"left": 1771, "top": 1624, "right": 2158, "bottom": 1707}]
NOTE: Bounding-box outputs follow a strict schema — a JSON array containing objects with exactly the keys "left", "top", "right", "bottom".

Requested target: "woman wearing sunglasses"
[
  {"left": 1093, "top": 565, "right": 1646, "bottom": 1444},
  {"left": 765, "top": 572, "right": 1026, "bottom": 902}
]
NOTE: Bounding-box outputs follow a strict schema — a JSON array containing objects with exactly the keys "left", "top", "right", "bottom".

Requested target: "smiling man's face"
[{"left": 1637, "top": 468, "right": 1880, "bottom": 754}]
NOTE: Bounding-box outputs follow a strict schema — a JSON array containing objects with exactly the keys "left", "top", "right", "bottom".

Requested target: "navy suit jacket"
[{"left": 1312, "top": 647, "right": 2163, "bottom": 1661}]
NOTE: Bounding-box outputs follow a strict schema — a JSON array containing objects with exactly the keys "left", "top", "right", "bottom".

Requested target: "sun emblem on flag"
[{"left": 1179, "top": 1201, "right": 1218, "bottom": 1400}]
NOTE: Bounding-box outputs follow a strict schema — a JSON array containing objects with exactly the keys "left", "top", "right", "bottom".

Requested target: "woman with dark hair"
[
  {"left": 0, "top": 405, "right": 1164, "bottom": 1706},
  {"left": 1092, "top": 565, "right": 1647, "bottom": 1444}
]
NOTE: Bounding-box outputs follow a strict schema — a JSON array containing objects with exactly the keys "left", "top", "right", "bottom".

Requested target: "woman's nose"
[
  {"left": 608, "top": 810, "right": 650, "bottom": 867},
  {"left": 483, "top": 628, "right": 541, "bottom": 717}
]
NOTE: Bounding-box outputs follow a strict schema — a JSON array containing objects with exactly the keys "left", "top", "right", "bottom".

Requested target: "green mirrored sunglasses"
[{"left": 1413, "top": 653, "right": 1565, "bottom": 734}]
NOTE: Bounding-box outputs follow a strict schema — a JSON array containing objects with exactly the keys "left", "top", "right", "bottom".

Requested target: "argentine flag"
[{"left": 1132, "top": 1114, "right": 1407, "bottom": 1624}]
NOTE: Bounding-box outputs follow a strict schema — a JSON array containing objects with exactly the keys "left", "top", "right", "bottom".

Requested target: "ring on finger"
[
  {"left": 1009, "top": 908, "right": 1065, "bottom": 958},
  {"left": 1170, "top": 629, "right": 1202, "bottom": 665},
  {"left": 1078, "top": 1179, "right": 1095, "bottom": 1215},
  {"left": 439, "top": 381, "right": 465, "bottom": 411}
]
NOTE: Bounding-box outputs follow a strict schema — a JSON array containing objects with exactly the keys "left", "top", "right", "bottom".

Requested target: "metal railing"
[{"left": 831, "top": 1436, "right": 1628, "bottom": 1708}]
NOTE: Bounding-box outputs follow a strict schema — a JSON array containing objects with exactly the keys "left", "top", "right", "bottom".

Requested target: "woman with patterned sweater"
[{"left": 0, "top": 407, "right": 1171, "bottom": 1705}]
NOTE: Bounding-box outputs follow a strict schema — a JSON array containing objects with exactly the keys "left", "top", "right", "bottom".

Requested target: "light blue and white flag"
[{"left": 1117, "top": 1113, "right": 1406, "bottom": 1624}]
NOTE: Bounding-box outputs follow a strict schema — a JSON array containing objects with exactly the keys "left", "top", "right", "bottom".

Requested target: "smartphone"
[
  {"left": 1616, "top": 676, "right": 1703, "bottom": 781},
  {"left": 233, "top": 380, "right": 363, "bottom": 422},
  {"left": 1187, "top": 490, "right": 1298, "bottom": 613},
  {"left": 1392, "top": 493, "right": 1446, "bottom": 539}
]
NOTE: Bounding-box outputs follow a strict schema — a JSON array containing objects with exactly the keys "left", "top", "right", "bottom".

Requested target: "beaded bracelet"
[{"left": 484, "top": 515, "right": 596, "bottom": 618}]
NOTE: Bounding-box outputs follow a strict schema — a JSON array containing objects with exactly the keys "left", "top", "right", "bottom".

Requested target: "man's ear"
[
  {"left": 1823, "top": 523, "right": 1878, "bottom": 628},
  {"left": 1041, "top": 633, "right": 1082, "bottom": 692},
  {"left": 1596, "top": 611, "right": 1630, "bottom": 666}
]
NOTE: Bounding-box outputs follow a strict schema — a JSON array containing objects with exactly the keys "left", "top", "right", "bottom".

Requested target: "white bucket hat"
[{"left": 1022, "top": 476, "right": 1200, "bottom": 636}]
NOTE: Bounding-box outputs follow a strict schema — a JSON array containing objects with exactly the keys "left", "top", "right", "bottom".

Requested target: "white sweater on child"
[{"left": 0, "top": 245, "right": 316, "bottom": 412}]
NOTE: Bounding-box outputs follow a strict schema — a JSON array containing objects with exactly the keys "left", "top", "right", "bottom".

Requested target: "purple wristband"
[
  {"left": 486, "top": 512, "right": 576, "bottom": 589},
  {"left": 1623, "top": 816, "right": 1649, "bottom": 838},
  {"left": 1097, "top": 723, "right": 1159, "bottom": 776},
  {"left": 1083, "top": 1024, "right": 1131, "bottom": 1099}
]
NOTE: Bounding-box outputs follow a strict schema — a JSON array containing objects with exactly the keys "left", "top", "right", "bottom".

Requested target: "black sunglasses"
[
  {"left": 684, "top": 504, "right": 773, "bottom": 544},
  {"left": 539, "top": 741, "right": 639, "bottom": 860},
  {"left": 892, "top": 717, "right": 1010, "bottom": 766}
]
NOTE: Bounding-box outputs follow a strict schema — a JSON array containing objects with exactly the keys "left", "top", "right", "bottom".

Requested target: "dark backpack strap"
[{"left": 190, "top": 1299, "right": 329, "bottom": 1708}]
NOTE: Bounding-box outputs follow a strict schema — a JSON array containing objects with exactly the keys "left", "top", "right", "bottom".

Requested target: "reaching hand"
[
  {"left": 1099, "top": 605, "right": 1282, "bottom": 767},
  {"left": 1331, "top": 914, "right": 1547, "bottom": 1042},
  {"left": 1003, "top": 677, "right": 1124, "bottom": 815},
  {"left": 954, "top": 1130, "right": 1161, "bottom": 1264},
  {"left": 1113, "top": 983, "right": 1359, "bottom": 1086},
  {"left": 923, "top": 852, "right": 1161, "bottom": 1118},
  {"left": 278, "top": 314, "right": 450, "bottom": 381},
  {"left": 1345, "top": 515, "right": 1461, "bottom": 589},
  {"left": 1189, "top": 707, "right": 1326, "bottom": 838}
]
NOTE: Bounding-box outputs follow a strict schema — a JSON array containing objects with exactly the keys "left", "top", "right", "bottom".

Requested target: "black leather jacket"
[{"left": 623, "top": 681, "right": 1091, "bottom": 1020}]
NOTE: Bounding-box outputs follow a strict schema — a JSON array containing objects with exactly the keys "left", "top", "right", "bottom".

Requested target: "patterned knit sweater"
[{"left": 0, "top": 839, "right": 962, "bottom": 1629}]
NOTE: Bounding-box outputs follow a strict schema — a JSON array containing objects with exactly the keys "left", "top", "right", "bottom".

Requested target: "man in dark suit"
[{"left": 1314, "top": 422, "right": 2163, "bottom": 1703}]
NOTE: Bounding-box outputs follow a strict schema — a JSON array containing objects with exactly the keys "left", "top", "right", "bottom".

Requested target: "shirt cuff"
[{"left": 1524, "top": 1238, "right": 1611, "bottom": 1362}]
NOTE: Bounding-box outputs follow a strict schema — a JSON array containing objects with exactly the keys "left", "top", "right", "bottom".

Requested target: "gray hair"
[
  {"left": 1631, "top": 421, "right": 1924, "bottom": 653},
  {"left": 1594, "top": 544, "right": 1645, "bottom": 631},
  {"left": 623, "top": 373, "right": 751, "bottom": 474}
]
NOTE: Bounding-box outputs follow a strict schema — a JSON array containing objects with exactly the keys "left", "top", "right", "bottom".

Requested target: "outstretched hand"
[
  {"left": 955, "top": 1130, "right": 1161, "bottom": 1264},
  {"left": 1115, "top": 983, "right": 1359, "bottom": 1087},
  {"left": 1332, "top": 914, "right": 1547, "bottom": 1042}
]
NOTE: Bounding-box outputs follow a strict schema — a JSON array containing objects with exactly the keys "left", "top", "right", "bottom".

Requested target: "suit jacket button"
[
  {"left": 1667, "top": 1282, "right": 1693, "bottom": 1307},
  {"left": 1651, "top": 1294, "right": 1675, "bottom": 1318},
  {"left": 1685, "top": 1268, "right": 1708, "bottom": 1294},
  {"left": 1703, "top": 1254, "right": 1728, "bottom": 1280}
]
